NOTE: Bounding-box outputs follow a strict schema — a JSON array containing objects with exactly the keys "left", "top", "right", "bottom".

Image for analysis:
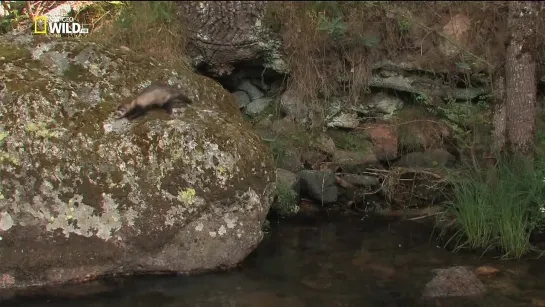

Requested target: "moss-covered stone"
[{"left": 0, "top": 34, "right": 275, "bottom": 291}]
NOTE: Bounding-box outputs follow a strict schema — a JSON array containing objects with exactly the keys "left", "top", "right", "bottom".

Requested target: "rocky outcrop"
[
  {"left": 0, "top": 34, "right": 275, "bottom": 293},
  {"left": 177, "top": 1, "right": 287, "bottom": 77}
]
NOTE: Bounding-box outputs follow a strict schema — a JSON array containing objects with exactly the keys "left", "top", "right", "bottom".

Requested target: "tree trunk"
[
  {"left": 491, "top": 74, "right": 506, "bottom": 154},
  {"left": 503, "top": 1, "right": 539, "bottom": 159},
  {"left": 177, "top": 1, "right": 267, "bottom": 76}
]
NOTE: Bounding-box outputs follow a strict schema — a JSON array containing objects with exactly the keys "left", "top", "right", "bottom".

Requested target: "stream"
[{"left": 4, "top": 214, "right": 545, "bottom": 307}]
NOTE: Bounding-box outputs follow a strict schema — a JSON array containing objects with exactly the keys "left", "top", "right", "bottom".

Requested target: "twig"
[
  {"left": 407, "top": 211, "right": 444, "bottom": 221},
  {"left": 26, "top": 1, "right": 34, "bottom": 19},
  {"left": 365, "top": 168, "right": 390, "bottom": 173},
  {"left": 34, "top": 1, "right": 44, "bottom": 17},
  {"left": 366, "top": 167, "right": 446, "bottom": 179},
  {"left": 359, "top": 171, "right": 383, "bottom": 177},
  {"left": 363, "top": 182, "right": 385, "bottom": 196},
  {"left": 91, "top": 9, "right": 112, "bottom": 28}
]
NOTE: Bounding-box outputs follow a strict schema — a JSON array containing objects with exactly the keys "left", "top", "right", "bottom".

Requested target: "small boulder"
[
  {"left": 237, "top": 79, "right": 264, "bottom": 100},
  {"left": 355, "top": 92, "right": 404, "bottom": 119},
  {"left": 271, "top": 117, "right": 298, "bottom": 135},
  {"left": 312, "top": 133, "right": 337, "bottom": 155},
  {"left": 274, "top": 149, "right": 304, "bottom": 174},
  {"left": 395, "top": 148, "right": 456, "bottom": 168},
  {"left": 233, "top": 91, "right": 251, "bottom": 109},
  {"left": 280, "top": 89, "right": 309, "bottom": 123},
  {"left": 297, "top": 170, "right": 338, "bottom": 204},
  {"left": 341, "top": 174, "right": 379, "bottom": 187},
  {"left": 254, "top": 116, "right": 273, "bottom": 130},
  {"left": 245, "top": 97, "right": 273, "bottom": 115},
  {"left": 361, "top": 123, "right": 399, "bottom": 161},
  {"left": 276, "top": 168, "right": 297, "bottom": 188},
  {"left": 301, "top": 150, "right": 328, "bottom": 170},
  {"left": 395, "top": 106, "right": 453, "bottom": 153},
  {"left": 326, "top": 112, "right": 360, "bottom": 129},
  {"left": 332, "top": 149, "right": 379, "bottom": 173}
]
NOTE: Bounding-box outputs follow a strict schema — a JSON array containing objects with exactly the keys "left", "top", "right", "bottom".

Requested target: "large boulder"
[{"left": 0, "top": 34, "right": 275, "bottom": 293}]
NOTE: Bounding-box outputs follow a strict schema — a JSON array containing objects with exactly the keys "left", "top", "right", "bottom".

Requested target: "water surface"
[{"left": 6, "top": 215, "right": 545, "bottom": 307}]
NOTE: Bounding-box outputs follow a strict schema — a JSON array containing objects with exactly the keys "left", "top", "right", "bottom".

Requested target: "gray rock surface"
[
  {"left": 0, "top": 34, "right": 275, "bottom": 292},
  {"left": 297, "top": 170, "right": 338, "bottom": 204}
]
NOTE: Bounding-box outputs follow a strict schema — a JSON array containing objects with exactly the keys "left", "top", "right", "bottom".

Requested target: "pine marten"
[{"left": 116, "top": 84, "right": 192, "bottom": 120}]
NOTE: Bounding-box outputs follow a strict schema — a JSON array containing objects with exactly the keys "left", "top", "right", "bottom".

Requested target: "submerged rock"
[
  {"left": 0, "top": 34, "right": 275, "bottom": 292},
  {"left": 422, "top": 266, "right": 487, "bottom": 298}
]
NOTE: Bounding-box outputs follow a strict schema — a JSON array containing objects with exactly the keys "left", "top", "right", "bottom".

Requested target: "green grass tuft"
[
  {"left": 440, "top": 156, "right": 545, "bottom": 259},
  {"left": 273, "top": 182, "right": 300, "bottom": 217}
]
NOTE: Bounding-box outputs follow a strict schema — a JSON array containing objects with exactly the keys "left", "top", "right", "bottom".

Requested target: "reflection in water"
[{"left": 5, "top": 215, "right": 545, "bottom": 307}]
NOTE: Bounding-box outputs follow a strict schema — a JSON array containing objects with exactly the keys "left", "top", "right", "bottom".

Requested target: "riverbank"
[{"left": 4, "top": 214, "right": 545, "bottom": 307}]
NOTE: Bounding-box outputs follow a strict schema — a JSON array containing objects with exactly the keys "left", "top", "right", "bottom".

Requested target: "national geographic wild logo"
[{"left": 33, "top": 15, "right": 89, "bottom": 36}]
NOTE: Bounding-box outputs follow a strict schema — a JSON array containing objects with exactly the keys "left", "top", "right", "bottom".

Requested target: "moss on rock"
[{"left": 0, "top": 34, "right": 275, "bottom": 289}]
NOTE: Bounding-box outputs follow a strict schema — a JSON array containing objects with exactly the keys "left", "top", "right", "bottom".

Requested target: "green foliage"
[
  {"left": 475, "top": 94, "right": 492, "bottom": 109},
  {"left": 360, "top": 35, "right": 381, "bottom": 48},
  {"left": 455, "top": 61, "right": 471, "bottom": 71},
  {"left": 0, "top": 1, "right": 29, "bottom": 34},
  {"left": 84, "top": 0, "right": 187, "bottom": 67},
  {"left": 438, "top": 99, "right": 490, "bottom": 127},
  {"left": 0, "top": 17, "right": 13, "bottom": 34},
  {"left": 269, "top": 139, "right": 288, "bottom": 167},
  {"left": 311, "top": 1, "right": 343, "bottom": 18},
  {"left": 415, "top": 93, "right": 430, "bottom": 105},
  {"left": 317, "top": 15, "right": 346, "bottom": 40},
  {"left": 312, "top": 1, "right": 346, "bottom": 40},
  {"left": 538, "top": 130, "right": 545, "bottom": 151},
  {"left": 273, "top": 182, "right": 300, "bottom": 217},
  {"left": 311, "top": 1, "right": 384, "bottom": 48},
  {"left": 333, "top": 131, "right": 370, "bottom": 152},
  {"left": 0, "top": 130, "right": 8, "bottom": 146},
  {"left": 440, "top": 156, "right": 545, "bottom": 259},
  {"left": 114, "top": 1, "right": 175, "bottom": 30},
  {"left": 267, "top": 126, "right": 314, "bottom": 168},
  {"left": 1, "top": 1, "right": 26, "bottom": 18},
  {"left": 397, "top": 19, "right": 411, "bottom": 33}
]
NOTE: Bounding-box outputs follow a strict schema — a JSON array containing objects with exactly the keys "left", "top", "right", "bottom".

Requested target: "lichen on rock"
[{"left": 0, "top": 34, "right": 275, "bottom": 291}]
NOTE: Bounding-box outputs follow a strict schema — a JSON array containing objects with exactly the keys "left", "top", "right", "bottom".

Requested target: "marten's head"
[{"left": 115, "top": 100, "right": 135, "bottom": 119}]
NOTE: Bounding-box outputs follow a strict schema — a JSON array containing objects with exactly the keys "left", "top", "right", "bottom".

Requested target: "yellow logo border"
[{"left": 34, "top": 16, "right": 48, "bottom": 34}]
